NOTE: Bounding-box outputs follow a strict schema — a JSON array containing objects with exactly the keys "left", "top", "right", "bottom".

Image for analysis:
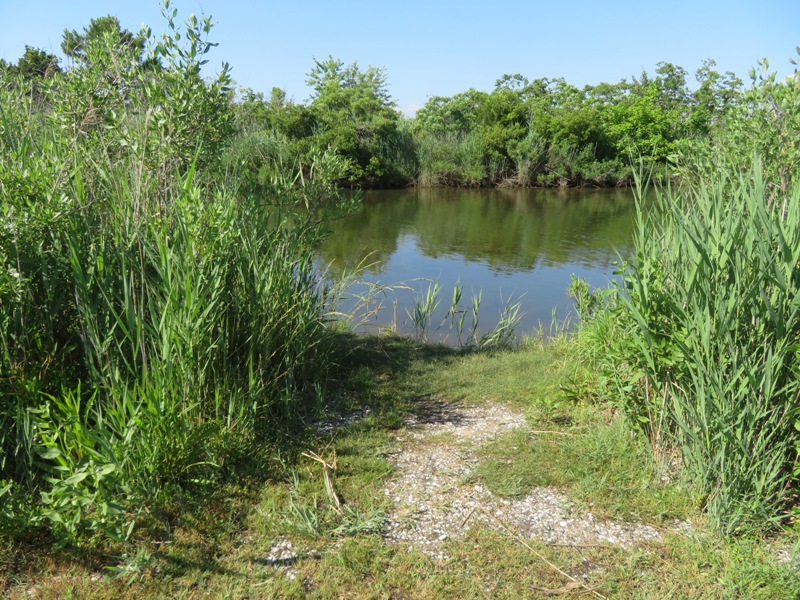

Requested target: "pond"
[{"left": 317, "top": 187, "right": 637, "bottom": 343}]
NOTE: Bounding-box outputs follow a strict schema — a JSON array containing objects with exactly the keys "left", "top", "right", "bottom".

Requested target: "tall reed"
[
  {"left": 0, "top": 7, "right": 348, "bottom": 543},
  {"left": 415, "top": 132, "right": 486, "bottom": 187},
  {"left": 600, "top": 165, "right": 800, "bottom": 533}
]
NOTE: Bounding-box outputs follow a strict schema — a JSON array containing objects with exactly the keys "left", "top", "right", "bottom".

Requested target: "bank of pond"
[{"left": 2, "top": 4, "right": 800, "bottom": 558}]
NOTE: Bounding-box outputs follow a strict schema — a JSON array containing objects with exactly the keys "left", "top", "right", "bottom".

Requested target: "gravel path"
[{"left": 381, "top": 401, "right": 667, "bottom": 559}]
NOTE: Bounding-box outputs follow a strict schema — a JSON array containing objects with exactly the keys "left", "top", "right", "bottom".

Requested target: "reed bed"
[
  {"left": 0, "top": 13, "right": 344, "bottom": 545},
  {"left": 578, "top": 164, "right": 800, "bottom": 534}
]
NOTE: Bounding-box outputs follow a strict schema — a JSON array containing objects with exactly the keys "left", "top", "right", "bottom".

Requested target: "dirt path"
[{"left": 381, "top": 401, "right": 667, "bottom": 560}]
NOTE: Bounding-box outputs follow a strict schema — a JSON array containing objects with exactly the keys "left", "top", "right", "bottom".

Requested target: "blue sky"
[{"left": 2, "top": 0, "right": 798, "bottom": 115}]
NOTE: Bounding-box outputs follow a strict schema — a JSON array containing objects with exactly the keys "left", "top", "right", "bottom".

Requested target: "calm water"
[{"left": 318, "top": 187, "right": 636, "bottom": 342}]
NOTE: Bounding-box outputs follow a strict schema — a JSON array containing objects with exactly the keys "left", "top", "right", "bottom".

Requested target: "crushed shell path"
[{"left": 381, "top": 401, "right": 672, "bottom": 560}]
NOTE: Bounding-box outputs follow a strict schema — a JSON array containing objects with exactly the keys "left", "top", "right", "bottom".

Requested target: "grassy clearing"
[{"left": 3, "top": 334, "right": 798, "bottom": 598}]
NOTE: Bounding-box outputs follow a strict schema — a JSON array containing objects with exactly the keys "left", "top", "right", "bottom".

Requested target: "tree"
[
  {"left": 306, "top": 57, "right": 401, "bottom": 182},
  {"left": 606, "top": 82, "right": 682, "bottom": 162},
  {"left": 61, "top": 16, "right": 145, "bottom": 63},
  {"left": 5, "top": 46, "right": 61, "bottom": 80},
  {"left": 654, "top": 62, "right": 690, "bottom": 112},
  {"left": 235, "top": 87, "right": 314, "bottom": 143},
  {"left": 585, "top": 80, "right": 629, "bottom": 107},
  {"left": 476, "top": 82, "right": 527, "bottom": 166},
  {"left": 43, "top": 2, "right": 234, "bottom": 192},
  {"left": 689, "top": 59, "right": 742, "bottom": 135},
  {"left": 413, "top": 89, "right": 485, "bottom": 136}
]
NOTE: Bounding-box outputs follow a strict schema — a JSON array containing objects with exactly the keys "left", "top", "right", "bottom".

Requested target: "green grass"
[
  {"left": 0, "top": 42, "right": 355, "bottom": 545},
  {"left": 471, "top": 408, "right": 692, "bottom": 523},
  {"left": 578, "top": 166, "right": 800, "bottom": 534},
  {"left": 3, "top": 334, "right": 798, "bottom": 598},
  {"left": 410, "top": 334, "right": 575, "bottom": 411}
]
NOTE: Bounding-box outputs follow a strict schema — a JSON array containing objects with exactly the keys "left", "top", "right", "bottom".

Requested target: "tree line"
[
  {"left": 4, "top": 21, "right": 746, "bottom": 189},
  {"left": 229, "top": 59, "right": 743, "bottom": 188}
]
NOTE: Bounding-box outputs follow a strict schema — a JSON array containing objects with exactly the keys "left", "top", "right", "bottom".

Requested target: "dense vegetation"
[
  {"left": 229, "top": 59, "right": 743, "bottom": 188},
  {"left": 1, "top": 0, "right": 799, "bottom": 560},
  {"left": 2, "top": 13, "right": 752, "bottom": 192},
  {"left": 574, "top": 52, "right": 800, "bottom": 534},
  {"left": 0, "top": 5, "right": 355, "bottom": 546}
]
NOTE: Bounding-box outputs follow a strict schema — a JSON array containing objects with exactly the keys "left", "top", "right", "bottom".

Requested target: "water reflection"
[{"left": 318, "top": 187, "right": 636, "bottom": 340}]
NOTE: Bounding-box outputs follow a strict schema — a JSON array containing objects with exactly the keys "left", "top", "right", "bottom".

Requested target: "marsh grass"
[
  {"left": 403, "top": 279, "right": 522, "bottom": 348},
  {"left": 0, "top": 147, "right": 343, "bottom": 541},
  {"left": 577, "top": 165, "right": 800, "bottom": 534},
  {"left": 567, "top": 62, "right": 800, "bottom": 534},
  {"left": 415, "top": 132, "right": 487, "bottom": 187},
  {"left": 329, "top": 270, "right": 523, "bottom": 348},
  {"left": 4, "top": 14, "right": 800, "bottom": 594},
  {"left": 0, "top": 11, "right": 353, "bottom": 546}
]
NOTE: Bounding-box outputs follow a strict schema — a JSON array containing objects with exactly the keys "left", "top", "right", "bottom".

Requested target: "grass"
[
  {"left": 4, "top": 12, "right": 799, "bottom": 597},
  {"left": 412, "top": 334, "right": 575, "bottom": 410},
  {"left": 0, "top": 31, "right": 356, "bottom": 546},
  {"left": 3, "top": 332, "right": 798, "bottom": 598},
  {"left": 580, "top": 166, "right": 800, "bottom": 534},
  {"left": 471, "top": 409, "right": 692, "bottom": 523}
]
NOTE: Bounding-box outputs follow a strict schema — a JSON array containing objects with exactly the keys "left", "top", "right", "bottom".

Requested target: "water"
[{"left": 317, "top": 187, "right": 636, "bottom": 342}]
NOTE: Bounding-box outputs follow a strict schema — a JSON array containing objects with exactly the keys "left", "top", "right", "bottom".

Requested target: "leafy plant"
[
  {"left": 0, "top": 4, "right": 353, "bottom": 545},
  {"left": 585, "top": 165, "right": 800, "bottom": 533}
]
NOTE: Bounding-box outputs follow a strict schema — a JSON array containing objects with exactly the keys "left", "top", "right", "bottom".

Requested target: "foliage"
[
  {"left": 574, "top": 53, "right": 800, "bottom": 533},
  {"left": 404, "top": 63, "right": 734, "bottom": 187},
  {"left": 688, "top": 59, "right": 742, "bottom": 135},
  {"left": 677, "top": 52, "right": 800, "bottom": 197},
  {"left": 1, "top": 46, "right": 61, "bottom": 81},
  {"left": 623, "top": 172, "right": 800, "bottom": 533},
  {"left": 242, "top": 54, "right": 748, "bottom": 189},
  {"left": 413, "top": 89, "right": 485, "bottom": 136},
  {"left": 606, "top": 82, "right": 682, "bottom": 162},
  {"left": 414, "top": 131, "right": 487, "bottom": 186},
  {"left": 3, "top": 327, "right": 799, "bottom": 597},
  {"left": 0, "top": 3, "right": 352, "bottom": 546},
  {"left": 61, "top": 15, "right": 146, "bottom": 64},
  {"left": 218, "top": 52, "right": 755, "bottom": 189},
  {"left": 306, "top": 57, "right": 404, "bottom": 183}
]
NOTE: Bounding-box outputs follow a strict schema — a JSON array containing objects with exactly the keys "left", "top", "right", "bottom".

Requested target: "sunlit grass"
[
  {"left": 578, "top": 166, "right": 800, "bottom": 534},
  {"left": 3, "top": 335, "right": 799, "bottom": 598}
]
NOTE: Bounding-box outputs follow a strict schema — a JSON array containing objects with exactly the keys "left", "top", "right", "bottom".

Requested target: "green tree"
[
  {"left": 61, "top": 15, "right": 145, "bottom": 63},
  {"left": 546, "top": 80, "right": 603, "bottom": 149},
  {"left": 585, "top": 80, "right": 629, "bottom": 107},
  {"left": 413, "top": 89, "right": 485, "bottom": 136},
  {"left": 306, "top": 56, "right": 402, "bottom": 182},
  {"left": 476, "top": 78, "right": 528, "bottom": 168},
  {"left": 606, "top": 82, "right": 682, "bottom": 162},
  {"left": 654, "top": 62, "right": 690, "bottom": 112},
  {"left": 410, "top": 90, "right": 488, "bottom": 185},
  {"left": 713, "top": 55, "right": 798, "bottom": 193},
  {"left": 689, "top": 59, "right": 742, "bottom": 135},
  {"left": 234, "top": 87, "right": 313, "bottom": 140},
  {"left": 45, "top": 1, "right": 233, "bottom": 192},
  {"left": 5, "top": 46, "right": 61, "bottom": 80}
]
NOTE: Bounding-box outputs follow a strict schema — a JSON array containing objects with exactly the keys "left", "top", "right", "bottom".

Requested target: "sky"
[{"left": 2, "top": 0, "right": 799, "bottom": 115}]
